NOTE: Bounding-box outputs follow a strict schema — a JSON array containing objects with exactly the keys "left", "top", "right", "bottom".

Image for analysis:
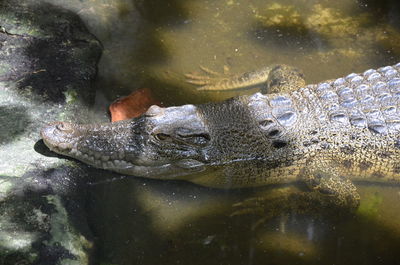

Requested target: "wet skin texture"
[{"left": 41, "top": 63, "right": 400, "bottom": 210}]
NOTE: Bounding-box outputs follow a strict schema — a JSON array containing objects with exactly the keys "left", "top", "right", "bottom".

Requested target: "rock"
[
  {"left": 0, "top": 1, "right": 101, "bottom": 103},
  {"left": 0, "top": 1, "right": 102, "bottom": 264}
]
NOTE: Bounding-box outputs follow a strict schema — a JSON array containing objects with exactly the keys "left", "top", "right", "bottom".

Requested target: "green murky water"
[{"left": 45, "top": 0, "right": 400, "bottom": 264}]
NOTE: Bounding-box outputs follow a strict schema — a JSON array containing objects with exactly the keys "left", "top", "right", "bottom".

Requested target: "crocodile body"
[{"left": 41, "top": 63, "right": 400, "bottom": 209}]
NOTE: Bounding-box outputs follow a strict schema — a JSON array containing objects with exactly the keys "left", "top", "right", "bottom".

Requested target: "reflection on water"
[
  {"left": 44, "top": 0, "right": 400, "bottom": 264},
  {"left": 88, "top": 175, "right": 400, "bottom": 265}
]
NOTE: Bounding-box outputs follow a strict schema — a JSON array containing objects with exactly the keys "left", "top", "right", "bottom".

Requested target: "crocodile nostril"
[
  {"left": 55, "top": 122, "right": 73, "bottom": 133},
  {"left": 145, "top": 105, "right": 164, "bottom": 117},
  {"left": 56, "top": 123, "right": 65, "bottom": 131}
]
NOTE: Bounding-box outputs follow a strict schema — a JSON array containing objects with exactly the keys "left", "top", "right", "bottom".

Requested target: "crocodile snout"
[
  {"left": 41, "top": 121, "right": 79, "bottom": 152},
  {"left": 39, "top": 104, "right": 211, "bottom": 180}
]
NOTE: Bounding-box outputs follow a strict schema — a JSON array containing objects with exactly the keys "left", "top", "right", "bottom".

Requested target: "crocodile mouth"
[
  {"left": 42, "top": 137, "right": 136, "bottom": 170},
  {"left": 41, "top": 122, "right": 80, "bottom": 155},
  {"left": 41, "top": 121, "right": 206, "bottom": 178},
  {"left": 51, "top": 145, "right": 206, "bottom": 178}
]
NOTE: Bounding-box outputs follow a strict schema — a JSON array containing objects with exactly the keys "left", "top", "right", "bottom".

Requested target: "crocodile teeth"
[
  {"left": 101, "top": 155, "right": 110, "bottom": 162},
  {"left": 70, "top": 149, "right": 78, "bottom": 156},
  {"left": 83, "top": 154, "right": 90, "bottom": 161},
  {"left": 58, "top": 143, "right": 70, "bottom": 150}
]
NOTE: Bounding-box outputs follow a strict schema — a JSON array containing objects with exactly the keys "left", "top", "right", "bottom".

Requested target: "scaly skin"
[
  {"left": 185, "top": 64, "right": 306, "bottom": 93},
  {"left": 41, "top": 63, "right": 400, "bottom": 210}
]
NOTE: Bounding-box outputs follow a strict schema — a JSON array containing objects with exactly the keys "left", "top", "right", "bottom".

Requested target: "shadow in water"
[
  {"left": 247, "top": 0, "right": 400, "bottom": 76},
  {"left": 94, "top": 0, "right": 194, "bottom": 105},
  {"left": 358, "top": 0, "right": 400, "bottom": 27},
  {"left": 249, "top": 24, "right": 329, "bottom": 52},
  {"left": 134, "top": 0, "right": 190, "bottom": 26}
]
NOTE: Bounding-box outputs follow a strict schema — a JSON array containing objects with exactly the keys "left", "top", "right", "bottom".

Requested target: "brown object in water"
[{"left": 109, "top": 88, "right": 162, "bottom": 122}]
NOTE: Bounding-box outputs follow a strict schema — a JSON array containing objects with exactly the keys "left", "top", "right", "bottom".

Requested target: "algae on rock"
[{"left": 0, "top": 1, "right": 102, "bottom": 264}]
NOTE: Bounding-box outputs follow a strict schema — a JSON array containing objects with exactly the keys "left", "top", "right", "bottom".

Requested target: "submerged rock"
[
  {"left": 0, "top": 1, "right": 102, "bottom": 264},
  {"left": 253, "top": 2, "right": 400, "bottom": 61}
]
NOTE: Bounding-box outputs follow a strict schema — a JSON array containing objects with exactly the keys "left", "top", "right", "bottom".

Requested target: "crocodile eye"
[
  {"left": 55, "top": 122, "right": 73, "bottom": 133},
  {"left": 154, "top": 133, "right": 171, "bottom": 141},
  {"left": 154, "top": 132, "right": 210, "bottom": 147},
  {"left": 176, "top": 133, "right": 210, "bottom": 146}
]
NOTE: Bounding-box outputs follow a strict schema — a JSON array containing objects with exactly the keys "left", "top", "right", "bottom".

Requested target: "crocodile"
[{"left": 41, "top": 63, "right": 400, "bottom": 210}]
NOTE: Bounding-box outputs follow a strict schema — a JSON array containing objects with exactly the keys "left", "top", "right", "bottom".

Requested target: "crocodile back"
[
  {"left": 196, "top": 64, "right": 400, "bottom": 187},
  {"left": 241, "top": 63, "right": 400, "bottom": 162},
  {"left": 296, "top": 63, "right": 400, "bottom": 135}
]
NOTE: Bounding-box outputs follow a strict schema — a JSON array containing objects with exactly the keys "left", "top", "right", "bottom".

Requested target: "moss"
[
  {"left": 254, "top": 3, "right": 305, "bottom": 32},
  {"left": 0, "top": 180, "right": 13, "bottom": 199},
  {"left": 46, "top": 195, "right": 92, "bottom": 265},
  {"left": 306, "top": 4, "right": 373, "bottom": 38},
  {"left": 0, "top": 62, "right": 11, "bottom": 76},
  {"left": 0, "top": 2, "right": 101, "bottom": 263},
  {"left": 357, "top": 192, "right": 383, "bottom": 218},
  {"left": 375, "top": 25, "right": 400, "bottom": 55},
  {"left": 63, "top": 88, "right": 78, "bottom": 104}
]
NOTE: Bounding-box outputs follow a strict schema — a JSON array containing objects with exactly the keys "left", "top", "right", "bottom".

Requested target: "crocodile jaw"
[
  {"left": 41, "top": 121, "right": 141, "bottom": 171},
  {"left": 40, "top": 105, "right": 210, "bottom": 178}
]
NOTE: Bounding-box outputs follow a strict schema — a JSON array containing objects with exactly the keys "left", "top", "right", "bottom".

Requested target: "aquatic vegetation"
[{"left": 357, "top": 191, "right": 383, "bottom": 218}]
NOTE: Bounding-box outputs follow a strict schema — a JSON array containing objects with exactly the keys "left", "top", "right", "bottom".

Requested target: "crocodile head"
[
  {"left": 41, "top": 104, "right": 212, "bottom": 180},
  {"left": 41, "top": 96, "right": 285, "bottom": 187}
]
